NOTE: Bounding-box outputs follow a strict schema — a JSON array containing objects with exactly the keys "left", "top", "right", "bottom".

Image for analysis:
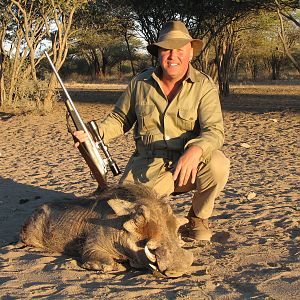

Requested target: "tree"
[
  {"left": 3, "top": 0, "right": 55, "bottom": 109},
  {"left": 43, "top": 0, "right": 89, "bottom": 111},
  {"left": 72, "top": 0, "right": 141, "bottom": 78},
  {"left": 118, "top": 0, "right": 278, "bottom": 95},
  {"left": 213, "top": 24, "right": 236, "bottom": 96},
  {"left": 0, "top": 0, "right": 87, "bottom": 112},
  {"left": 0, "top": 0, "right": 10, "bottom": 106},
  {"left": 1, "top": 1, "right": 41, "bottom": 108},
  {"left": 276, "top": 6, "right": 300, "bottom": 73}
]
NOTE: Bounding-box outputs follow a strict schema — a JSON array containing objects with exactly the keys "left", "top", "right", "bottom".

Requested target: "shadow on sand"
[
  {"left": 0, "top": 177, "right": 76, "bottom": 247},
  {"left": 221, "top": 92, "right": 300, "bottom": 113},
  {"left": 61, "top": 89, "right": 123, "bottom": 105}
]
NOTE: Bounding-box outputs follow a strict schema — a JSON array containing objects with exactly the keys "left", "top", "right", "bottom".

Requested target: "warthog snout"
[{"left": 145, "top": 239, "right": 194, "bottom": 278}]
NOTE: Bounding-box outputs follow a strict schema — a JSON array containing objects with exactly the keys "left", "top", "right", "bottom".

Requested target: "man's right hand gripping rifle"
[
  {"left": 74, "top": 124, "right": 121, "bottom": 183},
  {"left": 73, "top": 130, "right": 88, "bottom": 148}
]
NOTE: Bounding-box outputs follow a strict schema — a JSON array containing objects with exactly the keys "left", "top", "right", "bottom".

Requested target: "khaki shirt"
[{"left": 100, "top": 64, "right": 224, "bottom": 164}]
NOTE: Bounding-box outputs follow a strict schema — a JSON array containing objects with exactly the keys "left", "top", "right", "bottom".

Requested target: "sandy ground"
[{"left": 0, "top": 82, "right": 299, "bottom": 299}]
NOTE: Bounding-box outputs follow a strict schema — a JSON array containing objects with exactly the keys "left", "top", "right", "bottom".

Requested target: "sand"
[{"left": 0, "top": 82, "right": 299, "bottom": 299}]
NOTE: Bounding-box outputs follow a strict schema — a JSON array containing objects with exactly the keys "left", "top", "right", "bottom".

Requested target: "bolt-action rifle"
[{"left": 45, "top": 52, "right": 120, "bottom": 188}]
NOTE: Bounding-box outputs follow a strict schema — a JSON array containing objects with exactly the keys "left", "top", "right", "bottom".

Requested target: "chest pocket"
[
  {"left": 136, "top": 104, "right": 157, "bottom": 133},
  {"left": 177, "top": 109, "right": 197, "bottom": 131}
]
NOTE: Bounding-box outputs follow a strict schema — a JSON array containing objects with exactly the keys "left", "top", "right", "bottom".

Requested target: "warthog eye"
[{"left": 136, "top": 239, "right": 147, "bottom": 247}]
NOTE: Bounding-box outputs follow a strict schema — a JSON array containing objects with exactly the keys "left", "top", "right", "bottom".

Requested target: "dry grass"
[{"left": 65, "top": 82, "right": 128, "bottom": 91}]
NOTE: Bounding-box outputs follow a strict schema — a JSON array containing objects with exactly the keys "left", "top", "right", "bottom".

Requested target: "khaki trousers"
[{"left": 120, "top": 150, "right": 230, "bottom": 219}]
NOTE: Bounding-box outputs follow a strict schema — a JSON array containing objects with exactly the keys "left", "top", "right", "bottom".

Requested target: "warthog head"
[{"left": 108, "top": 185, "right": 193, "bottom": 278}]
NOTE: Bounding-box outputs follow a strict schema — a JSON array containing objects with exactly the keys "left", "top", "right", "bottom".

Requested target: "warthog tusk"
[
  {"left": 149, "top": 263, "right": 158, "bottom": 271},
  {"left": 144, "top": 245, "right": 156, "bottom": 263}
]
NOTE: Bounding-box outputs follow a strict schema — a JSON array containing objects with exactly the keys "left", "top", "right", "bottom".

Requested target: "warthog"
[{"left": 20, "top": 184, "right": 193, "bottom": 277}]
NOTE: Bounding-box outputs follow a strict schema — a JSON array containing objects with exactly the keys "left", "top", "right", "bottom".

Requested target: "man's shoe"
[{"left": 188, "top": 208, "right": 212, "bottom": 241}]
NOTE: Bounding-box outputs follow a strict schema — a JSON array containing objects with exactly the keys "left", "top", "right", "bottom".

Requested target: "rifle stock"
[{"left": 45, "top": 52, "right": 111, "bottom": 188}]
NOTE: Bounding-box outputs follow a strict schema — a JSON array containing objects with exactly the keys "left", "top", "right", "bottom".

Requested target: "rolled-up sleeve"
[
  {"left": 98, "top": 80, "right": 137, "bottom": 145},
  {"left": 185, "top": 77, "right": 224, "bottom": 159}
]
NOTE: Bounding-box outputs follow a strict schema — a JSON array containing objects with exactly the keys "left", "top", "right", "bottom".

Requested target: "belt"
[{"left": 137, "top": 148, "right": 181, "bottom": 161}]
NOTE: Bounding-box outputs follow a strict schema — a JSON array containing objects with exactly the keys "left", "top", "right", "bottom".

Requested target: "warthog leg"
[{"left": 81, "top": 243, "right": 125, "bottom": 272}]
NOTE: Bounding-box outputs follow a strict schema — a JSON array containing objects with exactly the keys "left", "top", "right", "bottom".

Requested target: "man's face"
[{"left": 158, "top": 42, "right": 193, "bottom": 81}]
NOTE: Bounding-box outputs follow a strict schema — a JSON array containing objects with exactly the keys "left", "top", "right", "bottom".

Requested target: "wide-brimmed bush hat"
[{"left": 147, "top": 20, "right": 203, "bottom": 57}]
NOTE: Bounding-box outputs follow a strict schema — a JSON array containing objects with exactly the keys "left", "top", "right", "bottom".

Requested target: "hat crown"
[
  {"left": 146, "top": 20, "right": 203, "bottom": 57},
  {"left": 158, "top": 21, "right": 192, "bottom": 42}
]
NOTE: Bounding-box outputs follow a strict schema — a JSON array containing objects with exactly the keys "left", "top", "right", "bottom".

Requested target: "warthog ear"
[
  {"left": 123, "top": 220, "right": 138, "bottom": 234},
  {"left": 123, "top": 205, "right": 150, "bottom": 234},
  {"left": 107, "top": 198, "right": 136, "bottom": 216},
  {"left": 177, "top": 217, "right": 189, "bottom": 227}
]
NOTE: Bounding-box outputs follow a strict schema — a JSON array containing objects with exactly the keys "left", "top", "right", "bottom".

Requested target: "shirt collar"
[
  {"left": 152, "top": 66, "right": 162, "bottom": 82},
  {"left": 185, "top": 64, "right": 199, "bottom": 83}
]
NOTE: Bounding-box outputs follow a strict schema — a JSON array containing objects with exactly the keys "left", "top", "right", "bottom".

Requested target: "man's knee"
[
  {"left": 196, "top": 150, "right": 230, "bottom": 191},
  {"left": 208, "top": 150, "right": 230, "bottom": 183},
  {"left": 191, "top": 151, "right": 230, "bottom": 218}
]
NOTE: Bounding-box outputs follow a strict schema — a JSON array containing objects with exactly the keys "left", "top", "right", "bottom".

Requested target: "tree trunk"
[
  {"left": 251, "top": 61, "right": 258, "bottom": 81},
  {"left": 214, "top": 24, "right": 236, "bottom": 97},
  {"left": 0, "top": 53, "right": 5, "bottom": 107},
  {"left": 124, "top": 31, "right": 135, "bottom": 76},
  {"left": 277, "top": 9, "right": 300, "bottom": 74},
  {"left": 215, "top": 39, "right": 233, "bottom": 97},
  {"left": 43, "top": 4, "right": 78, "bottom": 111},
  {"left": 0, "top": 21, "right": 7, "bottom": 107},
  {"left": 44, "top": 73, "right": 56, "bottom": 112},
  {"left": 119, "top": 62, "right": 122, "bottom": 79},
  {"left": 210, "top": 63, "right": 218, "bottom": 83},
  {"left": 101, "top": 51, "right": 108, "bottom": 78},
  {"left": 270, "top": 54, "right": 281, "bottom": 80},
  {"left": 90, "top": 49, "right": 101, "bottom": 79},
  {"left": 29, "top": 50, "right": 38, "bottom": 82},
  {"left": 232, "top": 52, "right": 241, "bottom": 81}
]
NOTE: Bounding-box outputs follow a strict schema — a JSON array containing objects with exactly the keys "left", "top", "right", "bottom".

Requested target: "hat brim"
[{"left": 147, "top": 38, "right": 203, "bottom": 57}]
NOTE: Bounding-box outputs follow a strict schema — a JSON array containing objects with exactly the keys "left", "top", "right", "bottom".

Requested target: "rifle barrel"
[
  {"left": 44, "top": 52, "right": 85, "bottom": 131},
  {"left": 44, "top": 52, "right": 108, "bottom": 187}
]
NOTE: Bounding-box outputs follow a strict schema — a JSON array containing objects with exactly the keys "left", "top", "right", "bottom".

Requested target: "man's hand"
[
  {"left": 172, "top": 146, "right": 203, "bottom": 187},
  {"left": 73, "top": 130, "right": 88, "bottom": 148}
]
